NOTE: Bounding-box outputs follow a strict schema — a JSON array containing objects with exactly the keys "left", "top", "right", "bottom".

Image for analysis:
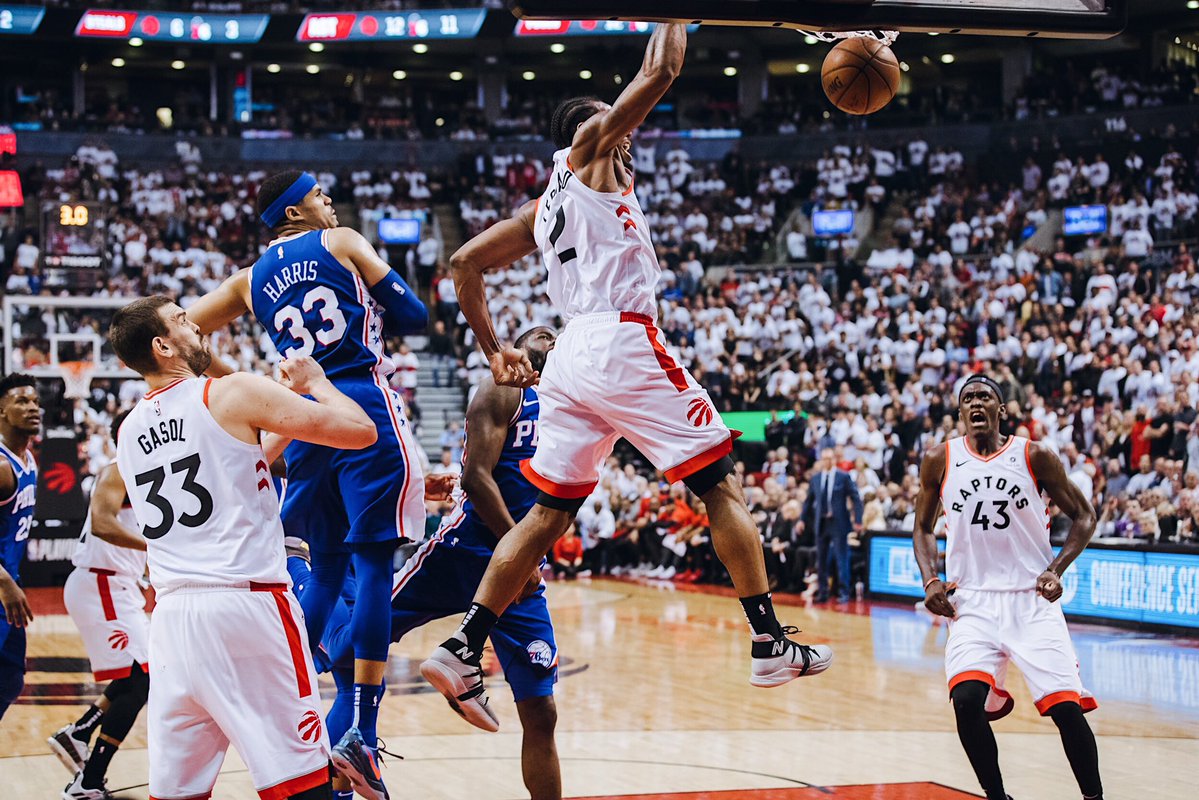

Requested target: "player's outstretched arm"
[
  {"left": 327, "top": 227, "right": 428, "bottom": 334},
  {"left": 913, "top": 444, "right": 954, "bottom": 618},
  {"left": 572, "top": 23, "right": 686, "bottom": 165},
  {"left": 449, "top": 201, "right": 539, "bottom": 387},
  {"left": 187, "top": 270, "right": 252, "bottom": 334},
  {"left": 90, "top": 463, "right": 146, "bottom": 551},
  {"left": 206, "top": 356, "right": 377, "bottom": 450},
  {"left": 1030, "top": 443, "right": 1097, "bottom": 602},
  {"left": 460, "top": 376, "right": 522, "bottom": 539}
]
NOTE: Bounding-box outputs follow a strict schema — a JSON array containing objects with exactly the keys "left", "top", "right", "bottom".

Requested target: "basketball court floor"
[{"left": 3, "top": 578, "right": 1197, "bottom": 798}]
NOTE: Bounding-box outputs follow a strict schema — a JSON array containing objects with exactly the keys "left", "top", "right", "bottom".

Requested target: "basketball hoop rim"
[{"left": 802, "top": 29, "right": 901, "bottom": 46}]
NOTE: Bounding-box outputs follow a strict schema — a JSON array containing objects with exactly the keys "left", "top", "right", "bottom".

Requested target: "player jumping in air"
[
  {"left": 914, "top": 375, "right": 1103, "bottom": 800},
  {"left": 420, "top": 23, "right": 832, "bottom": 733},
  {"left": 188, "top": 171, "right": 428, "bottom": 798}
]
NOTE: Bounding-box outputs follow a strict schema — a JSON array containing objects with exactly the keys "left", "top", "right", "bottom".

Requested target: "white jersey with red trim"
[
  {"left": 116, "top": 377, "right": 289, "bottom": 596},
  {"left": 532, "top": 147, "right": 659, "bottom": 322},
  {"left": 940, "top": 435, "right": 1051, "bottom": 591},
  {"left": 73, "top": 500, "right": 146, "bottom": 579}
]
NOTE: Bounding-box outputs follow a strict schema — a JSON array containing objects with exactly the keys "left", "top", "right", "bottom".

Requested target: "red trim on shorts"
[
  {"left": 947, "top": 670, "right": 995, "bottom": 695},
  {"left": 252, "top": 585, "right": 312, "bottom": 698},
  {"left": 203, "top": 378, "right": 213, "bottom": 408},
  {"left": 619, "top": 311, "right": 654, "bottom": 325},
  {"left": 257, "top": 764, "right": 330, "bottom": 800},
  {"left": 641, "top": 323, "right": 689, "bottom": 393},
  {"left": 663, "top": 435, "right": 737, "bottom": 484},
  {"left": 93, "top": 570, "right": 117, "bottom": 622},
  {"left": 94, "top": 661, "right": 148, "bottom": 682},
  {"left": 1035, "top": 690, "right": 1097, "bottom": 715},
  {"left": 144, "top": 378, "right": 187, "bottom": 399},
  {"left": 520, "top": 459, "right": 596, "bottom": 500},
  {"left": 150, "top": 793, "right": 212, "bottom": 800}
]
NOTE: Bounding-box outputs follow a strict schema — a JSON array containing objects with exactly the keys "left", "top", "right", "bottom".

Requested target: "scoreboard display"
[
  {"left": 0, "top": 4, "right": 44, "bottom": 35},
  {"left": 514, "top": 19, "right": 699, "bottom": 36},
  {"left": 296, "top": 9, "right": 486, "bottom": 42},
  {"left": 75, "top": 10, "right": 269, "bottom": 42},
  {"left": 42, "top": 202, "right": 109, "bottom": 289}
]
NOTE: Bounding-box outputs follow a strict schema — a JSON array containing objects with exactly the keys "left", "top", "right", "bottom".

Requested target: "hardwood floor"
[{"left": 3, "top": 579, "right": 1197, "bottom": 798}]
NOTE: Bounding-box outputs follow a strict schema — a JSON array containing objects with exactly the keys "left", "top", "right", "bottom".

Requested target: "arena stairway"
[{"left": 411, "top": 345, "right": 465, "bottom": 459}]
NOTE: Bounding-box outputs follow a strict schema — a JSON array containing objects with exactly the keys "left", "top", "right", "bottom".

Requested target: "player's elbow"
[
  {"left": 449, "top": 249, "right": 481, "bottom": 277},
  {"left": 341, "top": 420, "right": 378, "bottom": 450}
]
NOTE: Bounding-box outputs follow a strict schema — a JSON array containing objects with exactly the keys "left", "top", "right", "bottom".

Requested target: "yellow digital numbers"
[{"left": 59, "top": 205, "right": 89, "bottom": 226}]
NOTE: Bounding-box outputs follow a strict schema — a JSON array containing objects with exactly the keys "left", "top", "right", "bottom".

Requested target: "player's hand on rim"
[
  {"left": 1037, "top": 569, "right": 1063, "bottom": 602},
  {"left": 923, "top": 578, "right": 956, "bottom": 619},
  {"left": 279, "top": 355, "right": 328, "bottom": 395},
  {"left": 489, "top": 347, "right": 538, "bottom": 388}
]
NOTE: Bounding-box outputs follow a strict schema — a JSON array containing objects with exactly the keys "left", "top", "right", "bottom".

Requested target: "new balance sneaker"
[
  {"left": 750, "top": 625, "right": 834, "bottom": 687},
  {"left": 420, "top": 640, "right": 500, "bottom": 732},
  {"left": 48, "top": 725, "right": 90, "bottom": 774},
  {"left": 330, "top": 727, "right": 389, "bottom": 800},
  {"left": 61, "top": 772, "right": 113, "bottom": 800}
]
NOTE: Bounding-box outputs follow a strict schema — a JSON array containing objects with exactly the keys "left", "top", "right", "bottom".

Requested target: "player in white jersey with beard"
[
  {"left": 52, "top": 408, "right": 152, "bottom": 800},
  {"left": 914, "top": 375, "right": 1103, "bottom": 800},
  {"left": 420, "top": 23, "right": 831, "bottom": 734},
  {"left": 107, "top": 295, "right": 378, "bottom": 800}
]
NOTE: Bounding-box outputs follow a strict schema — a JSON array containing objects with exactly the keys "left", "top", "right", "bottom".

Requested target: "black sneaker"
[
  {"left": 750, "top": 625, "right": 834, "bottom": 687},
  {"left": 330, "top": 727, "right": 389, "bottom": 800},
  {"left": 420, "top": 636, "right": 499, "bottom": 732}
]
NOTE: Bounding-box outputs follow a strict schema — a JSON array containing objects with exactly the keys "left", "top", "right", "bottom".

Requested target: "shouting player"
[
  {"left": 421, "top": 24, "right": 831, "bottom": 732},
  {"left": 108, "top": 295, "right": 378, "bottom": 800},
  {"left": 53, "top": 409, "right": 151, "bottom": 800},
  {"left": 187, "top": 170, "right": 428, "bottom": 782},
  {"left": 290, "top": 326, "right": 563, "bottom": 799},
  {"left": 0, "top": 373, "right": 38, "bottom": 720},
  {"left": 914, "top": 375, "right": 1103, "bottom": 800}
]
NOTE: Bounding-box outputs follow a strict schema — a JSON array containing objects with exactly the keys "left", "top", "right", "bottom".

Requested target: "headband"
[
  {"left": 260, "top": 172, "right": 318, "bottom": 228},
  {"left": 959, "top": 374, "right": 1004, "bottom": 404}
]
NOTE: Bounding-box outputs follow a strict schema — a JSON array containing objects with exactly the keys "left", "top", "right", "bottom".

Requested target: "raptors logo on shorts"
[
  {"left": 687, "top": 398, "right": 714, "bottom": 427},
  {"left": 108, "top": 629, "right": 129, "bottom": 651},
  {"left": 298, "top": 710, "right": 322, "bottom": 743}
]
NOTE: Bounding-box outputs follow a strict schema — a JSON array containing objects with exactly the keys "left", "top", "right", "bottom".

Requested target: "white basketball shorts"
[
  {"left": 524, "top": 312, "right": 736, "bottom": 499},
  {"left": 945, "top": 588, "right": 1097, "bottom": 716},
  {"left": 63, "top": 567, "right": 150, "bottom": 681},
  {"left": 147, "top": 584, "right": 329, "bottom": 800}
]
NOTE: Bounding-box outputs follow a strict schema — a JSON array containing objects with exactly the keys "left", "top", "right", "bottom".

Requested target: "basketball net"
[
  {"left": 803, "top": 29, "right": 900, "bottom": 46},
  {"left": 60, "top": 360, "right": 96, "bottom": 400}
]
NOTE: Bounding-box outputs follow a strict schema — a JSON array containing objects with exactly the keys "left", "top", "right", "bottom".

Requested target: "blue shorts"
[
  {"left": 281, "top": 377, "right": 425, "bottom": 552},
  {"left": 318, "top": 511, "right": 558, "bottom": 703},
  {"left": 0, "top": 615, "right": 26, "bottom": 703}
]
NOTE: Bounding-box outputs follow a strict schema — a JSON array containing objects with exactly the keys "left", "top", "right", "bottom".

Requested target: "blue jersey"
[
  {"left": 462, "top": 385, "right": 540, "bottom": 528},
  {"left": 249, "top": 229, "right": 389, "bottom": 382},
  {"left": 0, "top": 444, "right": 37, "bottom": 585}
]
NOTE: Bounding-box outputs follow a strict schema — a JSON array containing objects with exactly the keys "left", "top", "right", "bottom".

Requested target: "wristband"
[{"left": 923, "top": 577, "right": 942, "bottom": 590}]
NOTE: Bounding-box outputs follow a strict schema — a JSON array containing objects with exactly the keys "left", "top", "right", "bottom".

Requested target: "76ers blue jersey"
[
  {"left": 463, "top": 386, "right": 540, "bottom": 526},
  {"left": 0, "top": 444, "right": 37, "bottom": 585},
  {"left": 249, "top": 229, "right": 390, "bottom": 381}
]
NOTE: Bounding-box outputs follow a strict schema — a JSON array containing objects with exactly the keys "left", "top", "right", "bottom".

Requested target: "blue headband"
[{"left": 260, "top": 172, "right": 318, "bottom": 228}]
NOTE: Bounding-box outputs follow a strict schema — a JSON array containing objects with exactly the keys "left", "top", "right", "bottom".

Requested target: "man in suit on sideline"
[{"left": 801, "top": 449, "right": 864, "bottom": 603}]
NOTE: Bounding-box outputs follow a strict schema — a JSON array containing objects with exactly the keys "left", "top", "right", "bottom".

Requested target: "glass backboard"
[{"left": 507, "top": 0, "right": 1126, "bottom": 39}]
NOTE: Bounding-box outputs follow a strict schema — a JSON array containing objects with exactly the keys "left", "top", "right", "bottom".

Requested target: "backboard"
[{"left": 507, "top": 1, "right": 1127, "bottom": 39}]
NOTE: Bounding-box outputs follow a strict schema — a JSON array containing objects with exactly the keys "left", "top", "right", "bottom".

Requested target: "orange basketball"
[{"left": 821, "top": 36, "right": 901, "bottom": 116}]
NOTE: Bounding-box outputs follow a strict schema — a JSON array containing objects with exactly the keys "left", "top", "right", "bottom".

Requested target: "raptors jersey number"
[
  {"left": 940, "top": 436, "right": 1052, "bottom": 591},
  {"left": 532, "top": 148, "right": 660, "bottom": 322}
]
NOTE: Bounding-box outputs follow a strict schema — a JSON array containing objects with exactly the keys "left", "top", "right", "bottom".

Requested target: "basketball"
[{"left": 822, "top": 36, "right": 902, "bottom": 115}]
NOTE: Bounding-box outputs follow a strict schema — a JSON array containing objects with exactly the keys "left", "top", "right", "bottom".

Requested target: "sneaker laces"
[
  {"left": 778, "top": 625, "right": 819, "bottom": 671},
  {"left": 375, "top": 738, "right": 404, "bottom": 763}
]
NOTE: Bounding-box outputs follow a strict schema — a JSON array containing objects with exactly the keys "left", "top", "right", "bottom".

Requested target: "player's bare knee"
[{"left": 517, "top": 695, "right": 558, "bottom": 738}]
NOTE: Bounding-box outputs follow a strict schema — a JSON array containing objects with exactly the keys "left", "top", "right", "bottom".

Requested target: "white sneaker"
[
  {"left": 661, "top": 566, "right": 676, "bottom": 579},
  {"left": 62, "top": 772, "right": 113, "bottom": 800},
  {"left": 646, "top": 566, "right": 664, "bottom": 578},
  {"left": 48, "top": 726, "right": 89, "bottom": 774},
  {"left": 750, "top": 626, "right": 834, "bottom": 687},
  {"left": 610, "top": 566, "right": 624, "bottom": 577},
  {"left": 419, "top": 637, "right": 499, "bottom": 732}
]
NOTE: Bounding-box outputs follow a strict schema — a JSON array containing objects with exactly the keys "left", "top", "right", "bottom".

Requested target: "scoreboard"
[
  {"left": 75, "top": 10, "right": 269, "bottom": 43},
  {"left": 0, "top": 4, "right": 44, "bottom": 35},
  {"left": 296, "top": 9, "right": 487, "bottom": 42},
  {"left": 42, "top": 202, "right": 109, "bottom": 289}
]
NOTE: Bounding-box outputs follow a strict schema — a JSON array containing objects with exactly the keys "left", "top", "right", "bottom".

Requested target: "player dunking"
[
  {"left": 421, "top": 23, "right": 831, "bottom": 731},
  {"left": 188, "top": 170, "right": 428, "bottom": 796},
  {"left": 914, "top": 375, "right": 1103, "bottom": 800},
  {"left": 52, "top": 409, "right": 151, "bottom": 800},
  {"left": 292, "top": 327, "right": 563, "bottom": 799},
  {"left": 0, "top": 374, "right": 39, "bottom": 721},
  {"left": 108, "top": 296, "right": 379, "bottom": 800}
]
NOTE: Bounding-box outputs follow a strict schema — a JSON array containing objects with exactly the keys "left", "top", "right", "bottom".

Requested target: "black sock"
[
  {"left": 1049, "top": 702, "right": 1102, "bottom": 799},
  {"left": 739, "top": 592, "right": 782, "bottom": 638},
  {"left": 951, "top": 681, "right": 1006, "bottom": 800},
  {"left": 71, "top": 704, "right": 104, "bottom": 741},
  {"left": 82, "top": 737, "right": 119, "bottom": 788},
  {"left": 446, "top": 602, "right": 498, "bottom": 660}
]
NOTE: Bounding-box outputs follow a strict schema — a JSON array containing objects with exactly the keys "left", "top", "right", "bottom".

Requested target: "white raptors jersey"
[
  {"left": 73, "top": 499, "right": 147, "bottom": 579},
  {"left": 115, "top": 377, "right": 288, "bottom": 596},
  {"left": 940, "top": 436, "right": 1052, "bottom": 591},
  {"left": 532, "top": 148, "right": 659, "bottom": 322}
]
